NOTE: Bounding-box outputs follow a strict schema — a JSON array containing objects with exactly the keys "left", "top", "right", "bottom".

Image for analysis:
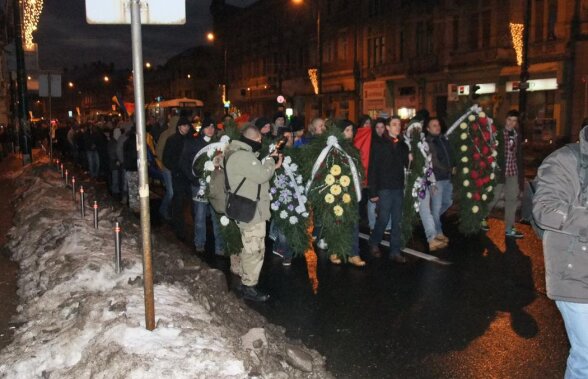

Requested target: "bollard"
[
  {"left": 71, "top": 177, "right": 76, "bottom": 200},
  {"left": 114, "top": 222, "right": 122, "bottom": 273},
  {"left": 55, "top": 159, "right": 60, "bottom": 170},
  {"left": 93, "top": 201, "right": 99, "bottom": 229},
  {"left": 65, "top": 170, "right": 69, "bottom": 186},
  {"left": 80, "top": 186, "right": 85, "bottom": 218},
  {"left": 60, "top": 164, "right": 64, "bottom": 178}
]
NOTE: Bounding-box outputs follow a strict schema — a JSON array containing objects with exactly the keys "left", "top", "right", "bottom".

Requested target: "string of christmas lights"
[
  {"left": 22, "top": 0, "right": 44, "bottom": 51},
  {"left": 308, "top": 68, "right": 319, "bottom": 95},
  {"left": 509, "top": 22, "right": 524, "bottom": 66}
]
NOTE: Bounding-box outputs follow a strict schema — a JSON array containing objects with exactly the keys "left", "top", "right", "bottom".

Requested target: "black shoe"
[
  {"left": 370, "top": 245, "right": 382, "bottom": 258},
  {"left": 194, "top": 246, "right": 205, "bottom": 254},
  {"left": 238, "top": 284, "right": 270, "bottom": 302},
  {"left": 389, "top": 254, "right": 407, "bottom": 264}
]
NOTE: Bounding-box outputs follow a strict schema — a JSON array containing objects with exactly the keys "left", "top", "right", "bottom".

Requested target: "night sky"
[{"left": 32, "top": 0, "right": 257, "bottom": 71}]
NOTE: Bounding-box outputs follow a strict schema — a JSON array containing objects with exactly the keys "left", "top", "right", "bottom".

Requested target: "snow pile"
[{"left": 0, "top": 167, "right": 247, "bottom": 378}]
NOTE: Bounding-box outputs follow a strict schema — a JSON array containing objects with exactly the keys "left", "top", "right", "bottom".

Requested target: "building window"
[
  {"left": 481, "top": 10, "right": 491, "bottom": 48},
  {"left": 368, "top": 0, "right": 382, "bottom": 18},
  {"left": 323, "top": 39, "right": 336, "bottom": 63},
  {"left": 399, "top": 30, "right": 404, "bottom": 61},
  {"left": 453, "top": 16, "right": 459, "bottom": 50},
  {"left": 367, "top": 36, "right": 385, "bottom": 67},
  {"left": 534, "top": 0, "right": 545, "bottom": 42},
  {"left": 416, "top": 21, "right": 433, "bottom": 56},
  {"left": 468, "top": 13, "right": 479, "bottom": 50},
  {"left": 547, "top": 0, "right": 557, "bottom": 40},
  {"left": 337, "top": 33, "right": 348, "bottom": 61}
]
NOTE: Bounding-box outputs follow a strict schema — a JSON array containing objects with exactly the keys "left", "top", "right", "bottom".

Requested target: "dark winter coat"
[
  {"left": 426, "top": 134, "right": 454, "bottom": 181},
  {"left": 122, "top": 132, "right": 137, "bottom": 171},
  {"left": 162, "top": 130, "right": 190, "bottom": 177},
  {"left": 533, "top": 125, "right": 588, "bottom": 303},
  {"left": 180, "top": 134, "right": 212, "bottom": 185},
  {"left": 368, "top": 135, "right": 409, "bottom": 197}
]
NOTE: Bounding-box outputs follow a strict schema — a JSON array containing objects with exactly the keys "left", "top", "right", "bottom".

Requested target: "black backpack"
[{"left": 530, "top": 143, "right": 587, "bottom": 238}]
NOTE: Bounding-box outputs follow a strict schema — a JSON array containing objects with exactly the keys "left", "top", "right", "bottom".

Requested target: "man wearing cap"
[
  {"left": 254, "top": 117, "right": 272, "bottom": 140},
  {"left": 272, "top": 112, "right": 286, "bottom": 138},
  {"left": 163, "top": 117, "right": 193, "bottom": 241},
  {"left": 181, "top": 118, "right": 224, "bottom": 255}
]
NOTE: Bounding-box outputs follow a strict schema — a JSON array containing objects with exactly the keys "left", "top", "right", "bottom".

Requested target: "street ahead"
[{"left": 198, "top": 214, "right": 568, "bottom": 378}]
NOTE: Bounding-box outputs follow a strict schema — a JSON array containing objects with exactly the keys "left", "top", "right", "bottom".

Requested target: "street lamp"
[
  {"left": 68, "top": 81, "right": 74, "bottom": 88},
  {"left": 292, "top": 0, "right": 322, "bottom": 115},
  {"left": 187, "top": 74, "right": 191, "bottom": 79},
  {"left": 145, "top": 62, "right": 151, "bottom": 69},
  {"left": 206, "top": 32, "right": 215, "bottom": 42},
  {"left": 104, "top": 75, "right": 110, "bottom": 83}
]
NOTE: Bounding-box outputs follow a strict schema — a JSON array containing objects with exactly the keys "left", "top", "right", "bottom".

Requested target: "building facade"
[{"left": 212, "top": 0, "right": 588, "bottom": 140}]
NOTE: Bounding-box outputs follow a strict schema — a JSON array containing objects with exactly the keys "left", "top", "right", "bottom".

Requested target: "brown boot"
[
  {"left": 329, "top": 254, "right": 342, "bottom": 265},
  {"left": 435, "top": 234, "right": 449, "bottom": 244},
  {"left": 348, "top": 256, "right": 366, "bottom": 267},
  {"left": 370, "top": 245, "right": 382, "bottom": 258},
  {"left": 429, "top": 239, "right": 448, "bottom": 252}
]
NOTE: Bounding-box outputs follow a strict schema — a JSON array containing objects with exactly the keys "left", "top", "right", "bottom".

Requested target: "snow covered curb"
[{"left": 0, "top": 164, "right": 331, "bottom": 378}]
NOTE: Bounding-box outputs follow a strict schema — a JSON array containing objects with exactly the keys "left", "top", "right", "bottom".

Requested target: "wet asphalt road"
[
  {"left": 198, "top": 213, "right": 569, "bottom": 378},
  {"left": 2, "top": 153, "right": 568, "bottom": 378}
]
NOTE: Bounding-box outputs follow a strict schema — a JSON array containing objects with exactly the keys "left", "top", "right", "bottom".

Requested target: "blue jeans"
[
  {"left": 557, "top": 301, "right": 588, "bottom": 379},
  {"left": 270, "top": 221, "right": 292, "bottom": 259},
  {"left": 419, "top": 180, "right": 453, "bottom": 242},
  {"left": 369, "top": 189, "right": 403, "bottom": 255},
  {"left": 368, "top": 200, "right": 391, "bottom": 231},
  {"left": 192, "top": 187, "right": 224, "bottom": 254},
  {"left": 86, "top": 150, "right": 100, "bottom": 178},
  {"left": 159, "top": 168, "right": 173, "bottom": 220},
  {"left": 351, "top": 223, "right": 360, "bottom": 257}
]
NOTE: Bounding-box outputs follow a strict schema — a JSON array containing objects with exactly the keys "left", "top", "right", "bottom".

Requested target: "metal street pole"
[
  {"left": 48, "top": 75, "right": 53, "bottom": 161},
  {"left": 518, "top": 0, "right": 531, "bottom": 142},
  {"left": 130, "top": 0, "right": 155, "bottom": 331},
  {"left": 13, "top": 0, "right": 31, "bottom": 164},
  {"left": 316, "top": 0, "right": 322, "bottom": 117}
]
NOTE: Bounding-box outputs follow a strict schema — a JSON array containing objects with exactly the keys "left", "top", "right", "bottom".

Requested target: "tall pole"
[
  {"left": 224, "top": 46, "right": 228, "bottom": 115},
  {"left": 316, "top": 0, "right": 322, "bottom": 117},
  {"left": 518, "top": 0, "right": 531, "bottom": 141},
  {"left": 13, "top": 0, "right": 31, "bottom": 164},
  {"left": 130, "top": 0, "right": 155, "bottom": 331},
  {"left": 48, "top": 74, "right": 53, "bottom": 161}
]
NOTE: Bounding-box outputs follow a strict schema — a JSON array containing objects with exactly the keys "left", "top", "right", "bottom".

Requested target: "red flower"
[
  {"left": 474, "top": 137, "right": 480, "bottom": 145},
  {"left": 491, "top": 125, "right": 497, "bottom": 133},
  {"left": 475, "top": 179, "right": 484, "bottom": 188},
  {"left": 471, "top": 170, "right": 480, "bottom": 179},
  {"left": 479, "top": 117, "right": 488, "bottom": 126},
  {"left": 488, "top": 156, "right": 495, "bottom": 164},
  {"left": 482, "top": 146, "right": 490, "bottom": 155},
  {"left": 473, "top": 153, "right": 481, "bottom": 161},
  {"left": 483, "top": 131, "right": 491, "bottom": 141},
  {"left": 483, "top": 176, "right": 491, "bottom": 184},
  {"left": 473, "top": 192, "right": 481, "bottom": 201},
  {"left": 472, "top": 124, "right": 479, "bottom": 132},
  {"left": 479, "top": 161, "right": 487, "bottom": 169}
]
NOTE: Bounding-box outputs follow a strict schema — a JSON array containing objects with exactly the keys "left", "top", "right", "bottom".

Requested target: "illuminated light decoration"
[
  {"left": 23, "top": 0, "right": 44, "bottom": 51},
  {"left": 509, "top": 22, "right": 524, "bottom": 66},
  {"left": 308, "top": 68, "right": 319, "bottom": 95}
]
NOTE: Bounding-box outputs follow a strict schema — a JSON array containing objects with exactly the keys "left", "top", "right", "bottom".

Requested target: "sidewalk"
[{"left": 0, "top": 154, "right": 22, "bottom": 351}]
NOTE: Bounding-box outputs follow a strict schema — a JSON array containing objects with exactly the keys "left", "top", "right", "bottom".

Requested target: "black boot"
[{"left": 237, "top": 284, "right": 270, "bottom": 302}]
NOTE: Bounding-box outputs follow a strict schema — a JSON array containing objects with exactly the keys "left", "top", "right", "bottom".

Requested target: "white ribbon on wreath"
[
  {"left": 282, "top": 159, "right": 308, "bottom": 215},
  {"left": 446, "top": 104, "right": 483, "bottom": 137},
  {"left": 191, "top": 135, "right": 231, "bottom": 177},
  {"left": 305, "top": 135, "right": 362, "bottom": 202}
]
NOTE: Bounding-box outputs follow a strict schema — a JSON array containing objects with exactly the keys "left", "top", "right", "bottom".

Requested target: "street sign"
[
  {"left": 39, "top": 74, "right": 62, "bottom": 98},
  {"left": 85, "top": 0, "right": 186, "bottom": 25}
]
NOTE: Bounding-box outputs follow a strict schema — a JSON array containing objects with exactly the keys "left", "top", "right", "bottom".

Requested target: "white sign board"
[
  {"left": 506, "top": 78, "right": 558, "bottom": 92},
  {"left": 86, "top": 0, "right": 186, "bottom": 25},
  {"left": 39, "top": 74, "right": 62, "bottom": 98}
]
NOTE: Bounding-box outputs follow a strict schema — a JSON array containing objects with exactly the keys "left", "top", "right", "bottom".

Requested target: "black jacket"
[
  {"left": 368, "top": 135, "right": 409, "bottom": 197},
  {"left": 162, "top": 130, "right": 190, "bottom": 176},
  {"left": 180, "top": 134, "right": 211, "bottom": 185},
  {"left": 122, "top": 132, "right": 137, "bottom": 171},
  {"left": 426, "top": 134, "right": 454, "bottom": 181}
]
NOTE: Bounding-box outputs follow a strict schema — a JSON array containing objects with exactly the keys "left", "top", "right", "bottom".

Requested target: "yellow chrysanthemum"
[
  {"left": 334, "top": 205, "right": 344, "bottom": 217},
  {"left": 325, "top": 193, "right": 335, "bottom": 204},
  {"left": 339, "top": 175, "right": 351, "bottom": 187},
  {"left": 330, "top": 164, "right": 342, "bottom": 176},
  {"left": 330, "top": 184, "right": 342, "bottom": 196},
  {"left": 325, "top": 174, "right": 335, "bottom": 186},
  {"left": 342, "top": 193, "right": 351, "bottom": 204}
]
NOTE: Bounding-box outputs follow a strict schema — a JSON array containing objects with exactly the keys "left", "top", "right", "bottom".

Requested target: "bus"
[{"left": 146, "top": 97, "right": 204, "bottom": 125}]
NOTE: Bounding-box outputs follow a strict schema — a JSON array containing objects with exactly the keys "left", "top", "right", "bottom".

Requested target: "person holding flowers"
[{"left": 368, "top": 116, "right": 411, "bottom": 263}]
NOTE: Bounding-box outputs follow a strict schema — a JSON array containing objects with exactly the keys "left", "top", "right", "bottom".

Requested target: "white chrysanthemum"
[
  {"left": 468, "top": 115, "right": 476, "bottom": 122},
  {"left": 464, "top": 180, "right": 470, "bottom": 187},
  {"left": 290, "top": 163, "right": 298, "bottom": 171},
  {"left": 220, "top": 216, "right": 230, "bottom": 226},
  {"left": 284, "top": 156, "right": 292, "bottom": 165},
  {"left": 466, "top": 192, "right": 472, "bottom": 199},
  {"left": 463, "top": 167, "right": 470, "bottom": 174},
  {"left": 204, "top": 161, "right": 215, "bottom": 172},
  {"left": 491, "top": 162, "right": 497, "bottom": 169},
  {"left": 495, "top": 140, "right": 499, "bottom": 146},
  {"left": 280, "top": 210, "right": 288, "bottom": 219},
  {"left": 460, "top": 145, "right": 468, "bottom": 152},
  {"left": 302, "top": 212, "right": 309, "bottom": 218},
  {"left": 479, "top": 112, "right": 486, "bottom": 118},
  {"left": 206, "top": 176, "right": 211, "bottom": 183},
  {"left": 482, "top": 194, "right": 488, "bottom": 201},
  {"left": 460, "top": 133, "right": 468, "bottom": 140},
  {"left": 296, "top": 175, "right": 303, "bottom": 184},
  {"left": 472, "top": 205, "right": 480, "bottom": 214},
  {"left": 207, "top": 149, "right": 215, "bottom": 158},
  {"left": 460, "top": 122, "right": 468, "bottom": 130},
  {"left": 289, "top": 216, "right": 298, "bottom": 225},
  {"left": 461, "top": 156, "right": 469, "bottom": 163},
  {"left": 492, "top": 150, "right": 498, "bottom": 157},
  {"left": 487, "top": 185, "right": 494, "bottom": 192},
  {"left": 490, "top": 173, "right": 495, "bottom": 180},
  {"left": 271, "top": 203, "right": 279, "bottom": 211}
]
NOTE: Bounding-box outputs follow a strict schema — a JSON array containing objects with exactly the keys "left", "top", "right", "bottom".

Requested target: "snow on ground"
[{"left": 0, "top": 166, "right": 247, "bottom": 378}]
